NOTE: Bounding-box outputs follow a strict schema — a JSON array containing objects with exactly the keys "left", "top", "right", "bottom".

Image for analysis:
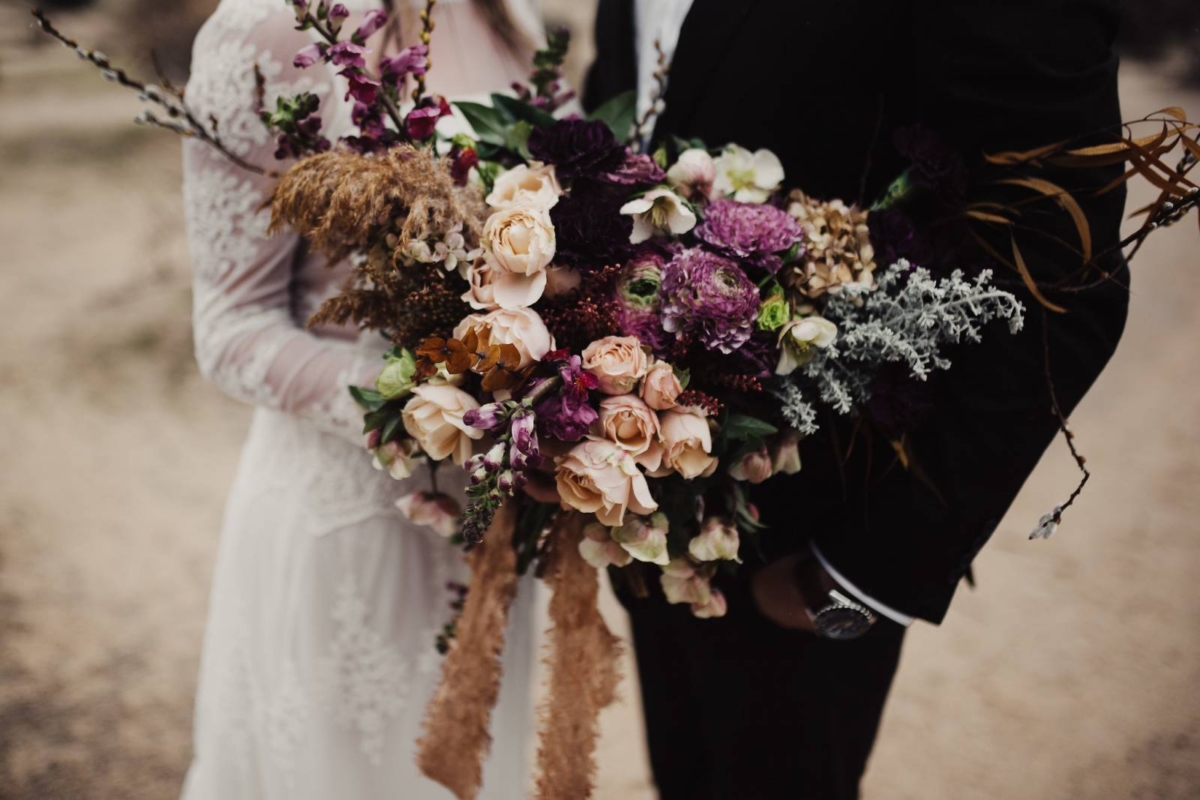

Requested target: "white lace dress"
[{"left": 179, "top": 2, "right": 540, "bottom": 797}]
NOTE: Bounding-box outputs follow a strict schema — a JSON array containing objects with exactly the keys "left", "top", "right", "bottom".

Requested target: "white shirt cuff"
[{"left": 810, "top": 543, "right": 916, "bottom": 627}]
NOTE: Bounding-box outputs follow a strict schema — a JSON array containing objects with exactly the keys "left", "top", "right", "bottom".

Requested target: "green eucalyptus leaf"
[{"left": 453, "top": 101, "right": 508, "bottom": 147}]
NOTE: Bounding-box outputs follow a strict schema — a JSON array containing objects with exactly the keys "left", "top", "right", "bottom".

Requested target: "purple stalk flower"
[
  {"left": 328, "top": 41, "right": 369, "bottom": 69},
  {"left": 353, "top": 9, "right": 389, "bottom": 42},
  {"left": 508, "top": 410, "right": 541, "bottom": 472},
  {"left": 327, "top": 3, "right": 350, "bottom": 33},
  {"left": 381, "top": 44, "right": 428, "bottom": 86},
  {"left": 293, "top": 42, "right": 326, "bottom": 69}
]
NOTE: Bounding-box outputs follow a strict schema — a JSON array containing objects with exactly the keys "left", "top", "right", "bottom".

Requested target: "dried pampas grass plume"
[{"left": 270, "top": 145, "right": 487, "bottom": 266}]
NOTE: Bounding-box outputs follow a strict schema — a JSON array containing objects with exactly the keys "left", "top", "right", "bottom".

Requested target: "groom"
[{"left": 586, "top": 0, "right": 1128, "bottom": 797}]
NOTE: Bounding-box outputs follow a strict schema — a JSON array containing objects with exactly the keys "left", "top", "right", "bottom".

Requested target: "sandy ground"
[{"left": 1, "top": 5, "right": 1198, "bottom": 798}]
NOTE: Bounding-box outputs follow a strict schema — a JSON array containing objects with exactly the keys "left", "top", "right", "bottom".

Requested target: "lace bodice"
[{"left": 182, "top": 0, "right": 537, "bottom": 440}]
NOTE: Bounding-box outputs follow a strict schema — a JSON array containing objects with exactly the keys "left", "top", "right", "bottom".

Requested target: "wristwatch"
[{"left": 794, "top": 554, "right": 877, "bottom": 640}]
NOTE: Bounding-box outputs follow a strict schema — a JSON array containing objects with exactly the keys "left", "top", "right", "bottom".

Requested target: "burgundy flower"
[
  {"left": 549, "top": 179, "right": 633, "bottom": 268},
  {"left": 351, "top": 101, "right": 386, "bottom": 139},
  {"left": 405, "top": 96, "right": 451, "bottom": 141},
  {"left": 603, "top": 152, "right": 667, "bottom": 187},
  {"left": 327, "top": 3, "right": 350, "bottom": 33},
  {"left": 527, "top": 118, "right": 626, "bottom": 181},
  {"left": 352, "top": 8, "right": 389, "bottom": 42},
  {"left": 694, "top": 199, "right": 803, "bottom": 274},
  {"left": 660, "top": 248, "right": 760, "bottom": 354},
  {"left": 381, "top": 44, "right": 428, "bottom": 86},
  {"left": 508, "top": 410, "right": 542, "bottom": 472},
  {"left": 328, "top": 41, "right": 369, "bottom": 69},
  {"left": 293, "top": 42, "right": 325, "bottom": 69},
  {"left": 450, "top": 146, "right": 479, "bottom": 186},
  {"left": 533, "top": 358, "right": 600, "bottom": 442},
  {"left": 342, "top": 70, "right": 381, "bottom": 105}
]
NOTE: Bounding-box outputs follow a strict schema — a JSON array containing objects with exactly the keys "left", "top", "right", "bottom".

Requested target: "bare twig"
[
  {"left": 31, "top": 8, "right": 277, "bottom": 178},
  {"left": 1040, "top": 306, "right": 1090, "bottom": 531},
  {"left": 631, "top": 38, "right": 670, "bottom": 151}
]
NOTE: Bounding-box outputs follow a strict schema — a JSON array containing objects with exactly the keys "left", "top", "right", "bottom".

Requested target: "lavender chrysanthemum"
[
  {"left": 660, "top": 248, "right": 760, "bottom": 354},
  {"left": 694, "top": 199, "right": 803, "bottom": 274}
]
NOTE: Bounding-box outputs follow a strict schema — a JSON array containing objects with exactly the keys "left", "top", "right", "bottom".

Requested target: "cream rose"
[
  {"left": 638, "top": 360, "right": 683, "bottom": 411},
  {"left": 658, "top": 407, "right": 718, "bottom": 480},
  {"left": 596, "top": 395, "right": 662, "bottom": 470},
  {"left": 401, "top": 384, "right": 484, "bottom": 466},
  {"left": 454, "top": 307, "right": 555, "bottom": 369},
  {"left": 483, "top": 207, "right": 556, "bottom": 309},
  {"left": 581, "top": 335, "right": 650, "bottom": 395},
  {"left": 485, "top": 162, "right": 562, "bottom": 211},
  {"left": 460, "top": 260, "right": 499, "bottom": 311},
  {"left": 555, "top": 438, "right": 657, "bottom": 527}
]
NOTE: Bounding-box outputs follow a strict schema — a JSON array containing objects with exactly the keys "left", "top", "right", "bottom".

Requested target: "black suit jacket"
[{"left": 587, "top": 0, "right": 1129, "bottom": 624}]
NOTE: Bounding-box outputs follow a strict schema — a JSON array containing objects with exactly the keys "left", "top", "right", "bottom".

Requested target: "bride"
[{"left": 179, "top": 1, "right": 543, "bottom": 797}]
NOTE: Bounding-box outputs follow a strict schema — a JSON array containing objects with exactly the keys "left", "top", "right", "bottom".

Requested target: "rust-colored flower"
[{"left": 784, "top": 190, "right": 877, "bottom": 298}]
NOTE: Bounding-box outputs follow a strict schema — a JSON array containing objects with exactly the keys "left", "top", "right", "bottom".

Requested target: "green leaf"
[
  {"left": 588, "top": 89, "right": 638, "bottom": 143},
  {"left": 505, "top": 120, "right": 535, "bottom": 161},
  {"left": 722, "top": 413, "right": 779, "bottom": 442},
  {"left": 382, "top": 412, "right": 405, "bottom": 444},
  {"left": 490, "top": 93, "right": 556, "bottom": 129},
  {"left": 453, "top": 101, "right": 509, "bottom": 147},
  {"left": 350, "top": 386, "right": 388, "bottom": 412},
  {"left": 363, "top": 407, "right": 390, "bottom": 435}
]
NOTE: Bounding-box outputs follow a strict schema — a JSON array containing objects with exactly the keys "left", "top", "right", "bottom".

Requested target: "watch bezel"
[{"left": 811, "top": 589, "right": 876, "bottom": 640}]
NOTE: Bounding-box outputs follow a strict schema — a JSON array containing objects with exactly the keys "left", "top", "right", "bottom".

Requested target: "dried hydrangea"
[{"left": 784, "top": 190, "right": 877, "bottom": 298}]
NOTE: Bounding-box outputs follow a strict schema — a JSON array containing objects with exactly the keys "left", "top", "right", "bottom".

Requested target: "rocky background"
[{"left": 0, "top": 2, "right": 1197, "bottom": 798}]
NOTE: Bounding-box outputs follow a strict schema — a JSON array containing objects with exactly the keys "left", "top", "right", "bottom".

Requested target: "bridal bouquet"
[{"left": 36, "top": 2, "right": 1199, "bottom": 796}]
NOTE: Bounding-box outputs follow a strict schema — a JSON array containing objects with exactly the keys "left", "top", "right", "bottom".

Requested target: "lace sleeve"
[{"left": 182, "top": 0, "right": 375, "bottom": 443}]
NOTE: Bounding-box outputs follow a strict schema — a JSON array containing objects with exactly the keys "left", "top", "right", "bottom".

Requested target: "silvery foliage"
[{"left": 778, "top": 261, "right": 1025, "bottom": 430}]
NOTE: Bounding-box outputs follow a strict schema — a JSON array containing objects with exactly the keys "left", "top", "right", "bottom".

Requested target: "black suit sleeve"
[{"left": 810, "top": 0, "right": 1129, "bottom": 624}]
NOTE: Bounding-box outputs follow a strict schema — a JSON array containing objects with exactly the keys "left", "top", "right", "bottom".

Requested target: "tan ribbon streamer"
[
  {"left": 417, "top": 502, "right": 520, "bottom": 800},
  {"left": 534, "top": 513, "right": 623, "bottom": 800},
  {"left": 417, "top": 508, "right": 623, "bottom": 800}
]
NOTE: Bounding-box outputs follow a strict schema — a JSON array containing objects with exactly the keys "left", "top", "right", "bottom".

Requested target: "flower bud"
[
  {"left": 375, "top": 349, "right": 417, "bottom": 400},
  {"left": 688, "top": 517, "right": 741, "bottom": 563},
  {"left": 728, "top": 446, "right": 773, "bottom": 484},
  {"left": 691, "top": 588, "right": 728, "bottom": 619}
]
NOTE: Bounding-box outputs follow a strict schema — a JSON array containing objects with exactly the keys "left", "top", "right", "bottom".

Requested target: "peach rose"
[
  {"left": 485, "top": 162, "right": 562, "bottom": 211},
  {"left": 596, "top": 395, "right": 662, "bottom": 470},
  {"left": 483, "top": 207, "right": 556, "bottom": 309},
  {"left": 454, "top": 307, "right": 555, "bottom": 369},
  {"left": 638, "top": 360, "right": 683, "bottom": 410},
  {"left": 581, "top": 335, "right": 649, "bottom": 395},
  {"left": 555, "top": 438, "right": 657, "bottom": 527},
  {"left": 401, "top": 384, "right": 483, "bottom": 466},
  {"left": 658, "top": 407, "right": 718, "bottom": 479}
]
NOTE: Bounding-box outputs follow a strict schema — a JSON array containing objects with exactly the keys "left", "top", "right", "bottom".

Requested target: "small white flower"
[
  {"left": 612, "top": 513, "right": 671, "bottom": 566},
  {"left": 712, "top": 144, "right": 784, "bottom": 203},
  {"left": 687, "top": 517, "right": 741, "bottom": 563},
  {"left": 1029, "top": 507, "right": 1063, "bottom": 540},
  {"left": 666, "top": 148, "right": 717, "bottom": 201},
  {"left": 620, "top": 188, "right": 697, "bottom": 244},
  {"left": 579, "top": 522, "right": 634, "bottom": 569},
  {"left": 775, "top": 316, "right": 839, "bottom": 376}
]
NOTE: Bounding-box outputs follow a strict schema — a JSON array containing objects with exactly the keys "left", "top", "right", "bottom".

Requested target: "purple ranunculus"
[
  {"left": 328, "top": 41, "right": 369, "bottom": 69},
  {"left": 614, "top": 248, "right": 674, "bottom": 355},
  {"left": 381, "top": 44, "right": 428, "bottom": 86},
  {"left": 694, "top": 199, "right": 803, "bottom": 275},
  {"left": 660, "top": 248, "right": 761, "bottom": 354},
  {"left": 404, "top": 96, "right": 451, "bottom": 141},
  {"left": 353, "top": 9, "right": 389, "bottom": 42},
  {"left": 549, "top": 178, "right": 633, "bottom": 268},
  {"left": 293, "top": 42, "right": 326, "bottom": 69},
  {"left": 527, "top": 118, "right": 626, "bottom": 181},
  {"left": 603, "top": 152, "right": 667, "bottom": 187}
]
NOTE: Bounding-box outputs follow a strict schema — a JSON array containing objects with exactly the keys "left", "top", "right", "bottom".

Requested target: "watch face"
[{"left": 814, "top": 607, "right": 873, "bottom": 640}]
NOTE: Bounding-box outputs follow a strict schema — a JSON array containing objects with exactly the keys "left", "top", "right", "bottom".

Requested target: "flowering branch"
[{"left": 31, "top": 8, "right": 278, "bottom": 178}]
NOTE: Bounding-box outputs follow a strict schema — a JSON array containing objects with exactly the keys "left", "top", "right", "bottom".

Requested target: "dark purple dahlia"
[
  {"left": 660, "top": 248, "right": 761, "bottom": 354},
  {"left": 527, "top": 118, "right": 626, "bottom": 181},
  {"left": 694, "top": 199, "right": 803, "bottom": 274},
  {"left": 549, "top": 178, "right": 633, "bottom": 269},
  {"left": 602, "top": 152, "right": 667, "bottom": 187}
]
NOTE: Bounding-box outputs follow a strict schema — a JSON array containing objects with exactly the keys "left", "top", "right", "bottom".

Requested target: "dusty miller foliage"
[{"left": 777, "top": 261, "right": 1025, "bottom": 431}]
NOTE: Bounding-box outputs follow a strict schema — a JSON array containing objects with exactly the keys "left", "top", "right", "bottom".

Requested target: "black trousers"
[{"left": 626, "top": 580, "right": 906, "bottom": 800}]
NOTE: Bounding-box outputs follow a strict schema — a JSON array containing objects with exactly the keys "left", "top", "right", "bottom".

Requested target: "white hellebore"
[
  {"left": 775, "top": 316, "right": 839, "bottom": 376},
  {"left": 666, "top": 148, "right": 717, "bottom": 201},
  {"left": 712, "top": 144, "right": 785, "bottom": 203},
  {"left": 688, "top": 517, "right": 742, "bottom": 563},
  {"left": 619, "top": 187, "right": 697, "bottom": 244}
]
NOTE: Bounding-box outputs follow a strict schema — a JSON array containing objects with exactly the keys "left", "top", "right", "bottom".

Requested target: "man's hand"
[{"left": 750, "top": 552, "right": 814, "bottom": 631}]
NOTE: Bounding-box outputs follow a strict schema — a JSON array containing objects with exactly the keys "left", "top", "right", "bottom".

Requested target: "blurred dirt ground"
[{"left": 0, "top": 3, "right": 1198, "bottom": 799}]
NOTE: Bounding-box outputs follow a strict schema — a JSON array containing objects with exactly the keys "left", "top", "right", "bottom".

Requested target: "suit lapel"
[{"left": 652, "top": 0, "right": 763, "bottom": 143}]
